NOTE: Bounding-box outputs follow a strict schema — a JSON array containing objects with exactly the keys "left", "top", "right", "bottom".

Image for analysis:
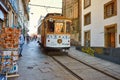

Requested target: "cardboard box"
[
  {"left": 12, "top": 51, "right": 18, "bottom": 56},
  {"left": 0, "top": 33, "right": 6, "bottom": 38},
  {"left": 12, "top": 56, "right": 19, "bottom": 61},
  {"left": 2, "top": 51, "right": 12, "bottom": 56},
  {"left": 4, "top": 27, "right": 13, "bottom": 33},
  {"left": 4, "top": 44, "right": 14, "bottom": 48}
]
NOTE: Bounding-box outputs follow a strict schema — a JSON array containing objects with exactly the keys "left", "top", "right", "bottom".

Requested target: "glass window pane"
[
  {"left": 55, "top": 23, "right": 64, "bottom": 33},
  {"left": 47, "top": 20, "right": 55, "bottom": 32}
]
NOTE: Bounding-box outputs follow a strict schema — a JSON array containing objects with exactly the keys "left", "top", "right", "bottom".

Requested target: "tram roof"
[{"left": 44, "top": 13, "right": 71, "bottom": 20}]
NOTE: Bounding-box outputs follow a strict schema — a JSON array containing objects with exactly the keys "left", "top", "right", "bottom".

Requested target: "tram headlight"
[
  {"left": 48, "top": 40, "right": 50, "bottom": 42},
  {"left": 57, "top": 39, "right": 62, "bottom": 44}
]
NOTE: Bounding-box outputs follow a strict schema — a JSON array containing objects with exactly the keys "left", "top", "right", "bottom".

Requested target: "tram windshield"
[
  {"left": 47, "top": 20, "right": 71, "bottom": 34},
  {"left": 55, "top": 22, "right": 64, "bottom": 33}
]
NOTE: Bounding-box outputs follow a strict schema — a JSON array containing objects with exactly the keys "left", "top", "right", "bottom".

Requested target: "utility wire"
[{"left": 29, "top": 4, "right": 62, "bottom": 9}]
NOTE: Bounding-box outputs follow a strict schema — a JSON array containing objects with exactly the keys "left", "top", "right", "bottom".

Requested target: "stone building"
[
  {"left": 0, "top": 0, "right": 8, "bottom": 29},
  {"left": 62, "top": 0, "right": 81, "bottom": 44},
  {"left": 0, "top": 0, "right": 30, "bottom": 38},
  {"left": 8, "top": 0, "right": 18, "bottom": 28},
  {"left": 80, "top": 0, "right": 120, "bottom": 64},
  {"left": 63, "top": 0, "right": 120, "bottom": 63},
  {"left": 81, "top": 0, "right": 120, "bottom": 48},
  {"left": 18, "top": 0, "right": 30, "bottom": 35}
]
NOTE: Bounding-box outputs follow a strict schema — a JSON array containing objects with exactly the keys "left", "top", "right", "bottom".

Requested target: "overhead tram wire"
[{"left": 29, "top": 4, "right": 62, "bottom": 9}]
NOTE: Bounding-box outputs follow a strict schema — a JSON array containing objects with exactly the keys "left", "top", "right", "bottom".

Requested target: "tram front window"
[{"left": 55, "top": 23, "right": 64, "bottom": 33}]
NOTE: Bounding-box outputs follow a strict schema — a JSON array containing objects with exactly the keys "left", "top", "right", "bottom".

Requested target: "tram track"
[
  {"left": 51, "top": 53, "right": 120, "bottom": 80},
  {"left": 52, "top": 56, "right": 83, "bottom": 80}
]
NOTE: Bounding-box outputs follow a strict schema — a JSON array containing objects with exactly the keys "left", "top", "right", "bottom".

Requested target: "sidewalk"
[{"left": 68, "top": 47, "right": 120, "bottom": 79}]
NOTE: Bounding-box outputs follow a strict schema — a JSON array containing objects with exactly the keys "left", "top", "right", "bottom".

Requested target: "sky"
[{"left": 28, "top": 0, "right": 62, "bottom": 35}]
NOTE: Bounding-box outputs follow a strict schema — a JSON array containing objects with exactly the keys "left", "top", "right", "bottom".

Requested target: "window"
[
  {"left": 104, "top": 24, "right": 117, "bottom": 48},
  {"left": 84, "top": 30, "right": 90, "bottom": 47},
  {"left": 66, "top": 22, "right": 71, "bottom": 33},
  {"left": 55, "top": 22, "right": 64, "bottom": 33},
  {"left": 104, "top": 0, "right": 117, "bottom": 19},
  {"left": 0, "top": 20, "right": 3, "bottom": 29},
  {"left": 47, "top": 20, "right": 55, "bottom": 32},
  {"left": 84, "top": 0, "right": 91, "bottom": 9},
  {"left": 84, "top": 12, "right": 91, "bottom": 26}
]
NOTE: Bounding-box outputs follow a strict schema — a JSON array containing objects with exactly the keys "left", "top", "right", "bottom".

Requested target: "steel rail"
[{"left": 52, "top": 56, "right": 83, "bottom": 80}]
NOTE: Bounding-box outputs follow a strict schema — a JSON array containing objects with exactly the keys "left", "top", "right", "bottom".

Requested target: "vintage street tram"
[{"left": 38, "top": 13, "right": 72, "bottom": 51}]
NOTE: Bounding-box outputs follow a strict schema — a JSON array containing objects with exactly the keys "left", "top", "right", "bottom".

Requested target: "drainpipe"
[{"left": 78, "top": 0, "right": 82, "bottom": 46}]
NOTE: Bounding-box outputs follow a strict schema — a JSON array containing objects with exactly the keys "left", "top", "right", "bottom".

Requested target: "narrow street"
[
  {"left": 1, "top": 0, "right": 120, "bottom": 80},
  {"left": 7, "top": 40, "right": 120, "bottom": 80},
  {"left": 12, "top": 40, "right": 78, "bottom": 80}
]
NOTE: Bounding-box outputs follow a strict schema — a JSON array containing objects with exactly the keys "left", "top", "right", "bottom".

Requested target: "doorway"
[
  {"left": 105, "top": 24, "right": 117, "bottom": 48},
  {"left": 84, "top": 30, "right": 90, "bottom": 47}
]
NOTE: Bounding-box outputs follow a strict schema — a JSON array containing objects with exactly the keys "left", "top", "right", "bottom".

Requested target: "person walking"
[
  {"left": 19, "top": 33, "right": 25, "bottom": 57},
  {"left": 26, "top": 34, "right": 30, "bottom": 44}
]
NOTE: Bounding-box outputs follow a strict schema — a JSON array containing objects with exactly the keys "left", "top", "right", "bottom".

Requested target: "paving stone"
[{"left": 39, "top": 67, "right": 52, "bottom": 73}]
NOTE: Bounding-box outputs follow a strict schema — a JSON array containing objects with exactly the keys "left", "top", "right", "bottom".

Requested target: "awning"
[{"left": 0, "top": 10, "right": 4, "bottom": 20}]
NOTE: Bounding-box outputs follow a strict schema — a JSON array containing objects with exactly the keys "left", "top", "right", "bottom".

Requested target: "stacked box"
[
  {"left": 0, "top": 27, "right": 20, "bottom": 49},
  {"left": 0, "top": 27, "right": 20, "bottom": 74},
  {"left": 0, "top": 50, "right": 19, "bottom": 74}
]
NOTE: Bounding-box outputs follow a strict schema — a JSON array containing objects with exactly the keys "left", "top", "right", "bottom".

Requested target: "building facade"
[
  {"left": 81, "top": 0, "right": 120, "bottom": 48},
  {"left": 0, "top": 0, "right": 30, "bottom": 32},
  {"left": 18, "top": 0, "right": 30, "bottom": 33},
  {"left": 62, "top": 0, "right": 81, "bottom": 43},
  {"left": 0, "top": 0, "right": 8, "bottom": 29},
  {"left": 8, "top": 0, "right": 18, "bottom": 28},
  {"left": 79, "top": 0, "right": 120, "bottom": 64}
]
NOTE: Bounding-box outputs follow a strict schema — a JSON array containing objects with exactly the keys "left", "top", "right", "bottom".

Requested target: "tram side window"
[
  {"left": 66, "top": 22, "right": 71, "bottom": 33},
  {"left": 48, "top": 20, "right": 55, "bottom": 32}
]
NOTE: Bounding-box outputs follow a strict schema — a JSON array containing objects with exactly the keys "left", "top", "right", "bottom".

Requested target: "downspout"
[{"left": 78, "top": 0, "right": 82, "bottom": 46}]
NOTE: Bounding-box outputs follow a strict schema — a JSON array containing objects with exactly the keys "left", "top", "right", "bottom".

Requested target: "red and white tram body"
[{"left": 38, "top": 13, "right": 72, "bottom": 50}]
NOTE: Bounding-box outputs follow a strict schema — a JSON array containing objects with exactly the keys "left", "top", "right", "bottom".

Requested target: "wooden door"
[
  {"left": 105, "top": 26, "right": 116, "bottom": 48},
  {"left": 84, "top": 31, "right": 90, "bottom": 47}
]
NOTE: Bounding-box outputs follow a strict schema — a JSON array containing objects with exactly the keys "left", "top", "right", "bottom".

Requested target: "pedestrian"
[
  {"left": 26, "top": 34, "right": 29, "bottom": 44},
  {"left": 19, "top": 33, "right": 25, "bottom": 57}
]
